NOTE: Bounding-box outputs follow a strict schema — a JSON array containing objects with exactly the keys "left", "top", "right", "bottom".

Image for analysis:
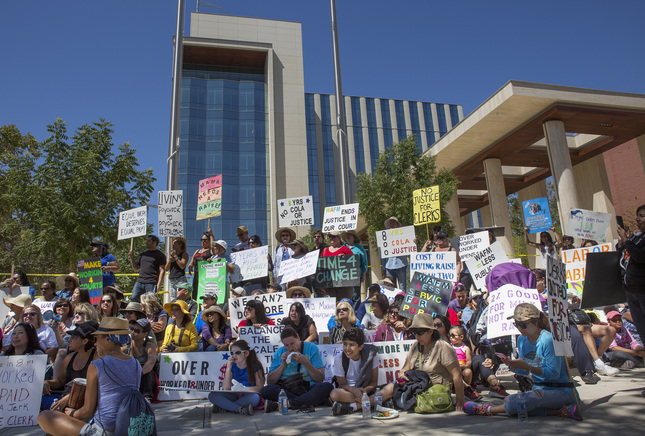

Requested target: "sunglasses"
[
  {"left": 129, "top": 328, "right": 143, "bottom": 334},
  {"left": 389, "top": 310, "right": 400, "bottom": 316},
  {"left": 433, "top": 322, "right": 443, "bottom": 328},
  {"left": 291, "top": 292, "right": 305, "bottom": 297},
  {"left": 124, "top": 311, "right": 135, "bottom": 315},
  {"left": 101, "top": 300, "right": 112, "bottom": 304},
  {"left": 410, "top": 328, "right": 429, "bottom": 336},
  {"left": 513, "top": 321, "right": 529, "bottom": 329},
  {"left": 231, "top": 350, "right": 246, "bottom": 356},
  {"left": 40, "top": 287, "right": 51, "bottom": 290},
  {"left": 201, "top": 238, "right": 209, "bottom": 242},
  {"left": 449, "top": 333, "right": 463, "bottom": 337},
  {"left": 23, "top": 312, "right": 38, "bottom": 318},
  {"left": 337, "top": 307, "right": 349, "bottom": 313}
]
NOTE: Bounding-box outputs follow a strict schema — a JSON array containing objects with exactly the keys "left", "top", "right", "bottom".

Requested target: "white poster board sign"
[
  {"left": 228, "top": 292, "right": 286, "bottom": 336},
  {"left": 487, "top": 285, "right": 541, "bottom": 339},
  {"left": 547, "top": 255, "right": 573, "bottom": 356},
  {"left": 453, "top": 231, "right": 490, "bottom": 263},
  {"left": 0, "top": 354, "right": 47, "bottom": 427},
  {"left": 277, "top": 196, "right": 314, "bottom": 227},
  {"left": 230, "top": 246, "right": 268, "bottom": 281},
  {"left": 239, "top": 325, "right": 285, "bottom": 371},
  {"left": 117, "top": 206, "right": 147, "bottom": 240},
  {"left": 410, "top": 251, "right": 458, "bottom": 282},
  {"left": 561, "top": 242, "right": 613, "bottom": 283},
  {"left": 158, "top": 352, "right": 228, "bottom": 401},
  {"left": 464, "top": 241, "right": 509, "bottom": 290},
  {"left": 375, "top": 225, "right": 417, "bottom": 259},
  {"left": 322, "top": 203, "right": 359, "bottom": 233},
  {"left": 285, "top": 297, "right": 336, "bottom": 333},
  {"left": 158, "top": 190, "right": 184, "bottom": 237},
  {"left": 565, "top": 208, "right": 612, "bottom": 242},
  {"left": 279, "top": 250, "right": 320, "bottom": 285}
]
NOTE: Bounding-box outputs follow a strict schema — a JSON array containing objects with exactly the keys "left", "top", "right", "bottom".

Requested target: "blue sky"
[{"left": 2, "top": 0, "right": 644, "bottom": 218}]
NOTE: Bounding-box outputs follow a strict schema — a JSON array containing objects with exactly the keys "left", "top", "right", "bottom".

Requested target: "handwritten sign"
[
  {"left": 0, "top": 355, "right": 47, "bottom": 427},
  {"left": 413, "top": 185, "right": 441, "bottom": 225},
  {"left": 487, "top": 284, "right": 541, "bottom": 339},
  {"left": 285, "top": 297, "right": 336, "bottom": 333},
  {"left": 77, "top": 257, "right": 103, "bottom": 305},
  {"left": 322, "top": 203, "right": 359, "bottom": 233},
  {"left": 547, "top": 255, "right": 573, "bottom": 356},
  {"left": 400, "top": 272, "right": 451, "bottom": 319},
  {"left": 278, "top": 196, "right": 314, "bottom": 227},
  {"left": 451, "top": 231, "right": 490, "bottom": 263},
  {"left": 522, "top": 197, "right": 552, "bottom": 234},
  {"left": 158, "top": 190, "right": 184, "bottom": 237},
  {"left": 313, "top": 255, "right": 361, "bottom": 288},
  {"left": 279, "top": 250, "right": 320, "bottom": 285},
  {"left": 230, "top": 246, "right": 268, "bottom": 281},
  {"left": 228, "top": 292, "right": 286, "bottom": 336},
  {"left": 410, "top": 252, "right": 458, "bottom": 282},
  {"left": 117, "top": 206, "right": 147, "bottom": 240},
  {"left": 376, "top": 225, "right": 417, "bottom": 259},
  {"left": 561, "top": 242, "right": 613, "bottom": 283},
  {"left": 464, "top": 241, "right": 508, "bottom": 290},
  {"left": 239, "top": 325, "right": 285, "bottom": 372},
  {"left": 196, "top": 261, "right": 227, "bottom": 304},
  {"left": 565, "top": 208, "right": 611, "bottom": 242},
  {"left": 196, "top": 175, "right": 222, "bottom": 220}
]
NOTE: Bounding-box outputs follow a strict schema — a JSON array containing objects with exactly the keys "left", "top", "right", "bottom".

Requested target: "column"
[
  {"left": 445, "top": 192, "right": 465, "bottom": 236},
  {"left": 483, "top": 158, "right": 514, "bottom": 256}
]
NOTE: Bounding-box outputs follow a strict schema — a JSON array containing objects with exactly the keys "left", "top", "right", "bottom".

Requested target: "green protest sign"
[{"left": 196, "top": 260, "right": 227, "bottom": 305}]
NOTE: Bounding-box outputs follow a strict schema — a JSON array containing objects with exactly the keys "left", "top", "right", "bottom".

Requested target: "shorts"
[{"left": 80, "top": 421, "right": 114, "bottom": 436}]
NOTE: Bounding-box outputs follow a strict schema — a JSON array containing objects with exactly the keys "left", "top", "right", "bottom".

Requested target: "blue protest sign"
[{"left": 522, "top": 197, "right": 552, "bottom": 234}]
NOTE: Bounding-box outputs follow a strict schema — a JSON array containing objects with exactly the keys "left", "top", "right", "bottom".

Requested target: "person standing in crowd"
[
  {"left": 127, "top": 318, "right": 158, "bottom": 400},
  {"left": 421, "top": 231, "right": 462, "bottom": 280},
  {"left": 525, "top": 225, "right": 562, "bottom": 268},
  {"left": 0, "top": 322, "right": 43, "bottom": 356},
  {"left": 201, "top": 305, "right": 231, "bottom": 351},
  {"left": 129, "top": 234, "right": 166, "bottom": 302},
  {"left": 97, "top": 293, "right": 121, "bottom": 320},
  {"left": 208, "top": 238, "right": 237, "bottom": 288},
  {"left": 273, "top": 227, "right": 295, "bottom": 289},
  {"left": 281, "top": 301, "right": 318, "bottom": 342},
  {"left": 189, "top": 230, "right": 214, "bottom": 296},
  {"left": 161, "top": 300, "right": 199, "bottom": 353},
  {"left": 91, "top": 241, "right": 119, "bottom": 289},
  {"left": 141, "top": 293, "right": 169, "bottom": 344},
  {"left": 321, "top": 231, "right": 354, "bottom": 301},
  {"left": 561, "top": 235, "right": 576, "bottom": 251},
  {"left": 233, "top": 225, "right": 250, "bottom": 252},
  {"left": 344, "top": 230, "right": 368, "bottom": 308},
  {"left": 381, "top": 217, "right": 409, "bottom": 290},
  {"left": 165, "top": 237, "right": 189, "bottom": 301},
  {"left": 329, "top": 300, "right": 361, "bottom": 344},
  {"left": 374, "top": 301, "right": 414, "bottom": 342},
  {"left": 240, "top": 235, "right": 273, "bottom": 295},
  {"left": 312, "top": 229, "right": 329, "bottom": 252},
  {"left": 448, "top": 283, "right": 469, "bottom": 319},
  {"left": 2, "top": 271, "right": 35, "bottom": 298},
  {"left": 55, "top": 273, "right": 79, "bottom": 301},
  {"left": 287, "top": 239, "right": 313, "bottom": 291},
  {"left": 172, "top": 282, "right": 198, "bottom": 320}
]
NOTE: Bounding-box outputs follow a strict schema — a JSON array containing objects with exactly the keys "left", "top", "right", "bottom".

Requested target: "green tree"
[{"left": 507, "top": 193, "right": 528, "bottom": 266}]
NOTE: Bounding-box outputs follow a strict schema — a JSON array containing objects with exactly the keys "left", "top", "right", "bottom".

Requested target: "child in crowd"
[
  {"left": 450, "top": 325, "right": 481, "bottom": 401},
  {"left": 208, "top": 340, "right": 265, "bottom": 415},
  {"left": 605, "top": 311, "right": 645, "bottom": 369}
]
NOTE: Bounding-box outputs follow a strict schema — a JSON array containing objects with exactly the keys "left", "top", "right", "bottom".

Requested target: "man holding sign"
[
  {"left": 381, "top": 217, "right": 410, "bottom": 290},
  {"left": 129, "top": 235, "right": 166, "bottom": 302}
]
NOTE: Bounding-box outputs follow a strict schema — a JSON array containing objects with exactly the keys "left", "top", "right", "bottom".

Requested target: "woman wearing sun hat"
[
  {"left": 56, "top": 273, "right": 80, "bottom": 301},
  {"left": 161, "top": 300, "right": 199, "bottom": 353},
  {"left": 2, "top": 293, "right": 32, "bottom": 345},
  {"left": 273, "top": 227, "right": 296, "bottom": 289},
  {"left": 201, "top": 305, "right": 232, "bottom": 351}
]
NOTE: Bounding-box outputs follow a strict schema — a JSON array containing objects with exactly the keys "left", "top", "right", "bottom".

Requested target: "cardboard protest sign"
[
  {"left": 158, "top": 352, "right": 228, "bottom": 400},
  {"left": 546, "top": 255, "right": 573, "bottom": 356},
  {"left": 565, "top": 208, "right": 612, "bottom": 242},
  {"left": 561, "top": 242, "right": 613, "bottom": 283},
  {"left": 196, "top": 260, "right": 227, "bottom": 304},
  {"left": 522, "top": 197, "right": 552, "bottom": 234},
  {"left": 487, "top": 284, "right": 541, "bottom": 339},
  {"left": 196, "top": 175, "right": 222, "bottom": 220},
  {"left": 322, "top": 203, "right": 359, "bottom": 233},
  {"left": 313, "top": 255, "right": 361, "bottom": 288},
  {"left": 278, "top": 195, "right": 314, "bottom": 227},
  {"left": 464, "top": 241, "right": 508, "bottom": 290},
  {"left": 158, "top": 190, "right": 184, "bottom": 237},
  {"left": 413, "top": 185, "right": 441, "bottom": 225},
  {"left": 0, "top": 354, "right": 47, "bottom": 427},
  {"left": 400, "top": 272, "right": 451, "bottom": 319},
  {"left": 410, "top": 251, "right": 458, "bottom": 282},
  {"left": 285, "top": 297, "right": 336, "bottom": 333},
  {"left": 279, "top": 250, "right": 320, "bottom": 285},
  {"left": 239, "top": 325, "right": 285, "bottom": 371},
  {"left": 230, "top": 246, "right": 268, "bottom": 281},
  {"left": 228, "top": 292, "right": 286, "bottom": 336},
  {"left": 451, "top": 231, "right": 490, "bottom": 263},
  {"left": 581, "top": 252, "right": 624, "bottom": 309},
  {"left": 375, "top": 225, "right": 417, "bottom": 259},
  {"left": 77, "top": 257, "right": 103, "bottom": 305},
  {"left": 117, "top": 206, "right": 147, "bottom": 240}
]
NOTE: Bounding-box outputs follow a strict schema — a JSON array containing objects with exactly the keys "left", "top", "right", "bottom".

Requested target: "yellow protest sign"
[{"left": 413, "top": 185, "right": 441, "bottom": 225}]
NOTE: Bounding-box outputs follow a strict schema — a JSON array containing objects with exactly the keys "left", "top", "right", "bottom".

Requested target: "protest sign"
[
  {"left": 196, "top": 175, "right": 222, "bottom": 220},
  {"left": 117, "top": 206, "right": 147, "bottom": 240},
  {"left": 451, "top": 231, "right": 490, "bottom": 263},
  {"left": 229, "top": 292, "right": 286, "bottom": 336},
  {"left": 375, "top": 225, "right": 417, "bottom": 258},
  {"left": 239, "top": 325, "right": 285, "bottom": 371},
  {"left": 487, "top": 284, "right": 541, "bottom": 339},
  {"left": 77, "top": 257, "right": 103, "bottom": 305},
  {"left": 158, "top": 352, "right": 228, "bottom": 400},
  {"left": 380, "top": 285, "right": 404, "bottom": 304},
  {"left": 313, "top": 255, "right": 361, "bottom": 288},
  {"left": 230, "top": 246, "right": 268, "bottom": 281},
  {"left": 565, "top": 208, "right": 612, "bottom": 242},
  {"left": 464, "top": 241, "right": 508, "bottom": 290},
  {"left": 285, "top": 297, "right": 336, "bottom": 333},
  {"left": 561, "top": 242, "right": 613, "bottom": 283},
  {"left": 158, "top": 190, "right": 184, "bottom": 237},
  {"left": 277, "top": 195, "right": 314, "bottom": 227},
  {"left": 413, "top": 185, "right": 441, "bottom": 225},
  {"left": 196, "top": 260, "right": 227, "bottom": 304},
  {"left": 546, "top": 255, "right": 573, "bottom": 356},
  {"left": 321, "top": 203, "right": 359, "bottom": 233},
  {"left": 522, "top": 197, "right": 552, "bottom": 234},
  {"left": 400, "top": 272, "right": 451, "bottom": 319},
  {"left": 581, "top": 252, "right": 624, "bottom": 309},
  {"left": 0, "top": 354, "right": 47, "bottom": 427},
  {"left": 33, "top": 299, "right": 57, "bottom": 319},
  {"left": 279, "top": 250, "right": 320, "bottom": 285},
  {"left": 410, "top": 251, "right": 458, "bottom": 282}
]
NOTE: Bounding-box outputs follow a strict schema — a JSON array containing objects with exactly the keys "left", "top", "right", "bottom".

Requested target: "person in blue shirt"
[{"left": 92, "top": 241, "right": 119, "bottom": 288}]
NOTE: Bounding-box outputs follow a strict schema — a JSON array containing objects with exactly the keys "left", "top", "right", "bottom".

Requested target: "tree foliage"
[{"left": 507, "top": 193, "right": 528, "bottom": 266}]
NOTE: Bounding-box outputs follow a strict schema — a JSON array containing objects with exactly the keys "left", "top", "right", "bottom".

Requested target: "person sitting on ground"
[
  {"left": 464, "top": 303, "right": 581, "bottom": 420},
  {"left": 120, "top": 301, "right": 158, "bottom": 347},
  {"left": 450, "top": 325, "right": 480, "bottom": 401},
  {"left": 329, "top": 300, "right": 361, "bottom": 344},
  {"left": 251, "top": 289, "right": 265, "bottom": 296},
  {"left": 433, "top": 314, "right": 452, "bottom": 341},
  {"left": 261, "top": 326, "right": 333, "bottom": 413},
  {"left": 208, "top": 339, "right": 265, "bottom": 415},
  {"left": 70, "top": 287, "right": 91, "bottom": 306},
  {"left": 356, "top": 283, "right": 383, "bottom": 321},
  {"left": 374, "top": 301, "right": 414, "bottom": 342},
  {"left": 171, "top": 282, "right": 198, "bottom": 320},
  {"left": 222, "top": 286, "right": 246, "bottom": 316},
  {"left": 201, "top": 305, "right": 232, "bottom": 351},
  {"left": 281, "top": 301, "right": 318, "bottom": 343},
  {"left": 0, "top": 322, "right": 44, "bottom": 356},
  {"left": 448, "top": 283, "right": 470, "bottom": 319},
  {"left": 286, "top": 286, "right": 311, "bottom": 299},
  {"left": 141, "top": 293, "right": 168, "bottom": 344},
  {"left": 161, "top": 300, "right": 199, "bottom": 353},
  {"left": 362, "top": 293, "right": 388, "bottom": 330},
  {"left": 127, "top": 318, "right": 158, "bottom": 400},
  {"left": 51, "top": 298, "right": 74, "bottom": 348},
  {"left": 97, "top": 293, "right": 120, "bottom": 320},
  {"left": 2, "top": 294, "right": 32, "bottom": 344},
  {"left": 239, "top": 300, "right": 275, "bottom": 327},
  {"left": 56, "top": 273, "right": 79, "bottom": 301},
  {"left": 104, "top": 284, "right": 127, "bottom": 310},
  {"left": 330, "top": 327, "right": 379, "bottom": 415},
  {"left": 195, "top": 291, "right": 218, "bottom": 336},
  {"left": 3, "top": 304, "right": 58, "bottom": 362},
  {"left": 34, "top": 280, "right": 59, "bottom": 315},
  {"left": 604, "top": 310, "right": 645, "bottom": 368},
  {"left": 573, "top": 309, "right": 619, "bottom": 376},
  {"left": 267, "top": 284, "right": 281, "bottom": 293}
]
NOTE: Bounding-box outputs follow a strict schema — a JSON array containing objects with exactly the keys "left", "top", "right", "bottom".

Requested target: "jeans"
[
  {"left": 472, "top": 354, "right": 496, "bottom": 382},
  {"left": 570, "top": 326, "right": 594, "bottom": 373},
  {"left": 386, "top": 267, "right": 407, "bottom": 291},
  {"left": 261, "top": 382, "right": 333, "bottom": 409},
  {"left": 243, "top": 283, "right": 263, "bottom": 296},
  {"left": 504, "top": 389, "right": 575, "bottom": 416},
  {"left": 131, "top": 282, "right": 156, "bottom": 303},
  {"left": 626, "top": 291, "right": 645, "bottom": 340},
  {"left": 167, "top": 277, "right": 185, "bottom": 301},
  {"left": 208, "top": 392, "right": 261, "bottom": 413},
  {"left": 605, "top": 350, "right": 644, "bottom": 367},
  {"left": 351, "top": 285, "right": 361, "bottom": 307}
]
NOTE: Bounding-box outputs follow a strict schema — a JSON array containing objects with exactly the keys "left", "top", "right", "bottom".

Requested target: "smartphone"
[{"left": 616, "top": 216, "right": 624, "bottom": 229}]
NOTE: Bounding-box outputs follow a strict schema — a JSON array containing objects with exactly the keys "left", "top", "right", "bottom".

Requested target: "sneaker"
[
  {"left": 489, "top": 383, "right": 509, "bottom": 399},
  {"left": 559, "top": 404, "right": 583, "bottom": 421},
  {"left": 383, "top": 399, "right": 394, "bottom": 409},
  {"left": 331, "top": 402, "right": 354, "bottom": 416},
  {"left": 464, "top": 401, "right": 493, "bottom": 416},
  {"left": 264, "top": 399, "right": 279, "bottom": 414},
  {"left": 621, "top": 360, "right": 635, "bottom": 369},
  {"left": 581, "top": 370, "right": 600, "bottom": 384},
  {"left": 239, "top": 404, "right": 254, "bottom": 415},
  {"left": 595, "top": 360, "right": 619, "bottom": 376},
  {"left": 465, "top": 385, "right": 482, "bottom": 401},
  {"left": 322, "top": 397, "right": 334, "bottom": 408},
  {"left": 298, "top": 404, "right": 315, "bottom": 413},
  {"left": 211, "top": 405, "right": 222, "bottom": 414}
]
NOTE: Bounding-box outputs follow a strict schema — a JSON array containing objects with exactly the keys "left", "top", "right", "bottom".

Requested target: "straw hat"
[
  {"left": 3, "top": 294, "right": 32, "bottom": 309},
  {"left": 92, "top": 317, "right": 131, "bottom": 335},
  {"left": 289, "top": 238, "right": 309, "bottom": 254},
  {"left": 506, "top": 303, "right": 540, "bottom": 322},
  {"left": 286, "top": 286, "right": 311, "bottom": 298},
  {"left": 275, "top": 227, "right": 296, "bottom": 243},
  {"left": 56, "top": 273, "right": 80, "bottom": 290},
  {"left": 378, "top": 277, "right": 396, "bottom": 288},
  {"left": 119, "top": 302, "right": 146, "bottom": 317},
  {"left": 164, "top": 300, "right": 193, "bottom": 322},
  {"left": 327, "top": 230, "right": 344, "bottom": 243},
  {"left": 409, "top": 313, "right": 436, "bottom": 330},
  {"left": 201, "top": 305, "right": 227, "bottom": 323},
  {"left": 342, "top": 229, "right": 360, "bottom": 243},
  {"left": 236, "top": 225, "right": 249, "bottom": 236},
  {"left": 104, "top": 284, "right": 125, "bottom": 298},
  {"left": 384, "top": 216, "right": 401, "bottom": 229}
]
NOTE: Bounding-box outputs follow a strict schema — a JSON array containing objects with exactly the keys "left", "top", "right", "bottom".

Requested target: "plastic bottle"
[
  {"left": 279, "top": 389, "right": 288, "bottom": 415},
  {"left": 374, "top": 388, "right": 383, "bottom": 411},
  {"left": 361, "top": 392, "right": 371, "bottom": 419},
  {"left": 516, "top": 391, "right": 528, "bottom": 422}
]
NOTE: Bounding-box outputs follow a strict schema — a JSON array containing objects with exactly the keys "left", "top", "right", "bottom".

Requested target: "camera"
[{"left": 166, "top": 341, "right": 177, "bottom": 352}]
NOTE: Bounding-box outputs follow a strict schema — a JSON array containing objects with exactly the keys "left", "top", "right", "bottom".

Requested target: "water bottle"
[
  {"left": 361, "top": 392, "right": 371, "bottom": 419},
  {"left": 374, "top": 388, "right": 383, "bottom": 411},
  {"left": 279, "top": 389, "right": 288, "bottom": 415},
  {"left": 516, "top": 391, "right": 528, "bottom": 422}
]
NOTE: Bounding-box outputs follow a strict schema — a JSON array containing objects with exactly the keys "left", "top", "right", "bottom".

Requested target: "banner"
[
  {"left": 375, "top": 225, "right": 417, "bottom": 259},
  {"left": 285, "top": 297, "right": 336, "bottom": 333},
  {"left": 487, "top": 284, "right": 541, "bottom": 339},
  {"left": 522, "top": 197, "right": 552, "bottom": 234},
  {"left": 196, "top": 260, "right": 227, "bottom": 304},
  {"left": 239, "top": 325, "right": 285, "bottom": 371},
  {"left": 158, "top": 190, "right": 184, "bottom": 237},
  {"left": 76, "top": 257, "right": 103, "bottom": 305},
  {"left": 464, "top": 241, "right": 508, "bottom": 290},
  {"left": 0, "top": 354, "right": 47, "bottom": 427},
  {"left": 196, "top": 175, "right": 222, "bottom": 220},
  {"left": 413, "top": 185, "right": 441, "bottom": 225},
  {"left": 400, "top": 272, "right": 451, "bottom": 319},
  {"left": 230, "top": 246, "right": 268, "bottom": 281},
  {"left": 410, "top": 252, "right": 458, "bottom": 282},
  {"left": 279, "top": 250, "right": 320, "bottom": 285},
  {"left": 277, "top": 195, "right": 314, "bottom": 227},
  {"left": 117, "top": 206, "right": 147, "bottom": 240},
  {"left": 321, "top": 203, "right": 359, "bottom": 233},
  {"left": 451, "top": 231, "right": 490, "bottom": 263},
  {"left": 546, "top": 255, "right": 573, "bottom": 356},
  {"left": 228, "top": 292, "right": 286, "bottom": 336},
  {"left": 565, "top": 208, "right": 612, "bottom": 242},
  {"left": 561, "top": 242, "right": 613, "bottom": 283},
  {"left": 313, "top": 255, "right": 361, "bottom": 288}
]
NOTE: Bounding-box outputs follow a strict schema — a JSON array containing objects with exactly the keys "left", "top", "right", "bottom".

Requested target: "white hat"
[{"left": 214, "top": 240, "right": 228, "bottom": 252}]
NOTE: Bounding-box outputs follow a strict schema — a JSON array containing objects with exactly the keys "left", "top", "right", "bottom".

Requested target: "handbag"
[
  {"left": 414, "top": 384, "right": 454, "bottom": 414},
  {"left": 568, "top": 308, "right": 591, "bottom": 326},
  {"left": 278, "top": 371, "right": 310, "bottom": 396}
]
